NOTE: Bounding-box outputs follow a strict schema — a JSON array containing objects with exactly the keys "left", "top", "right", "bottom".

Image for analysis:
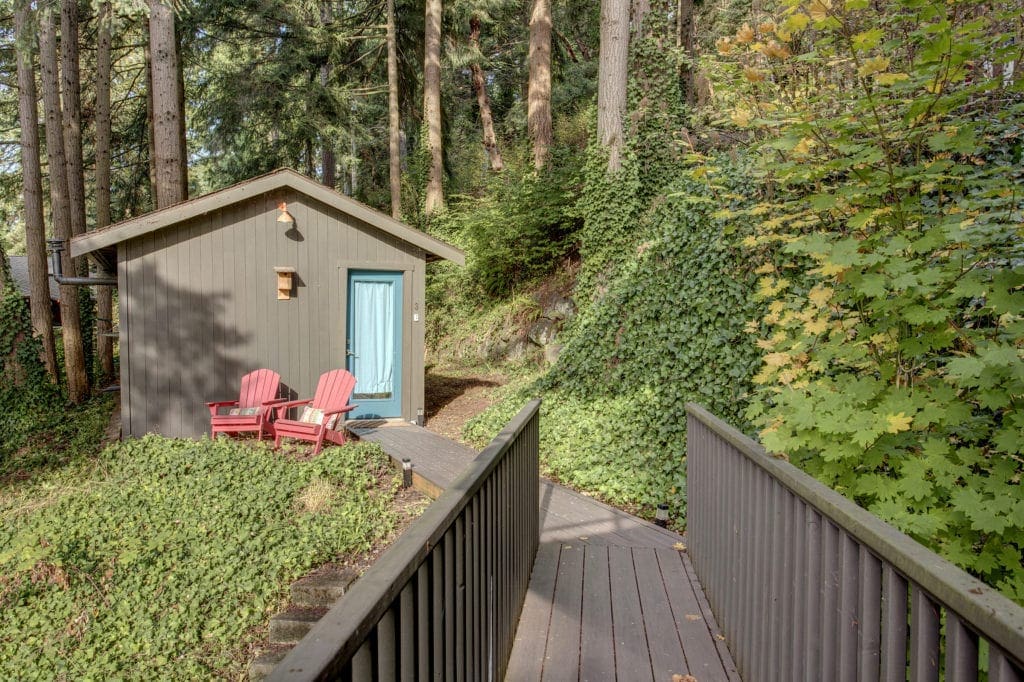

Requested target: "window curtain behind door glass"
[{"left": 352, "top": 280, "right": 394, "bottom": 396}]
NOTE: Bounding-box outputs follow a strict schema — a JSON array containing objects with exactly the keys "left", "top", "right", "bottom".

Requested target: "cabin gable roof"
[{"left": 70, "top": 168, "right": 465, "bottom": 265}]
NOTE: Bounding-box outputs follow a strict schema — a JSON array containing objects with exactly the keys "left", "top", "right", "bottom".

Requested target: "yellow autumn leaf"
[
  {"left": 808, "top": 285, "right": 834, "bottom": 307},
  {"left": 869, "top": 332, "right": 888, "bottom": 345},
  {"left": 808, "top": 0, "right": 831, "bottom": 21},
  {"left": 875, "top": 72, "right": 909, "bottom": 86},
  {"left": 782, "top": 12, "right": 810, "bottom": 33},
  {"left": 778, "top": 368, "right": 800, "bottom": 385},
  {"left": 731, "top": 108, "right": 753, "bottom": 127},
  {"left": 817, "top": 261, "right": 848, "bottom": 277},
  {"left": 885, "top": 412, "right": 913, "bottom": 434},
  {"left": 715, "top": 37, "right": 734, "bottom": 55},
  {"left": 759, "top": 21, "right": 776, "bottom": 34},
  {"left": 857, "top": 56, "right": 890, "bottom": 77},
  {"left": 803, "top": 317, "right": 829, "bottom": 335},
  {"left": 754, "top": 263, "right": 777, "bottom": 275},
  {"left": 736, "top": 23, "right": 755, "bottom": 43},
  {"left": 764, "top": 352, "right": 791, "bottom": 368},
  {"left": 792, "top": 137, "right": 815, "bottom": 155}
]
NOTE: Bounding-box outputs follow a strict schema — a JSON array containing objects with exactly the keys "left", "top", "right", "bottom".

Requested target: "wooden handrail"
[
  {"left": 270, "top": 399, "right": 541, "bottom": 681},
  {"left": 686, "top": 403, "right": 1024, "bottom": 681}
]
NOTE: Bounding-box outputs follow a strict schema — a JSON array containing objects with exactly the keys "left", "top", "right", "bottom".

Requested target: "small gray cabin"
[{"left": 71, "top": 168, "right": 464, "bottom": 439}]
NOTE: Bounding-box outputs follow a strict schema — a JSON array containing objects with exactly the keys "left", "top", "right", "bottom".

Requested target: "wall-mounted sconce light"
[
  {"left": 274, "top": 266, "right": 296, "bottom": 300},
  {"left": 277, "top": 202, "right": 294, "bottom": 226}
]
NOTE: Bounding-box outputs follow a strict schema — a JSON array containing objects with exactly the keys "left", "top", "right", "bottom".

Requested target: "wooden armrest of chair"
[
  {"left": 322, "top": 405, "right": 357, "bottom": 418},
  {"left": 207, "top": 400, "right": 239, "bottom": 416},
  {"left": 273, "top": 399, "right": 313, "bottom": 419}
]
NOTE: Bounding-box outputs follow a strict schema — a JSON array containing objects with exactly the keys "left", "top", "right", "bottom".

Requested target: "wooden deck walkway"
[{"left": 347, "top": 421, "right": 739, "bottom": 681}]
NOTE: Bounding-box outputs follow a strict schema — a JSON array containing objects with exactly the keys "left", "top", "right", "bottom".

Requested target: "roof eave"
[{"left": 70, "top": 169, "right": 465, "bottom": 266}]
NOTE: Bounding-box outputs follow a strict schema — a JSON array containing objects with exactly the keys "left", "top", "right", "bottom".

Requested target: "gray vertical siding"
[{"left": 119, "top": 190, "right": 427, "bottom": 438}]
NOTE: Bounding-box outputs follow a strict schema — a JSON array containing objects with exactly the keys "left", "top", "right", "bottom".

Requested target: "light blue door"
[{"left": 347, "top": 270, "right": 403, "bottom": 419}]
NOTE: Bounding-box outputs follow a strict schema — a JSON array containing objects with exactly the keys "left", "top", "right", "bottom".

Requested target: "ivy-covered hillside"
[{"left": 441, "top": 0, "right": 1023, "bottom": 605}]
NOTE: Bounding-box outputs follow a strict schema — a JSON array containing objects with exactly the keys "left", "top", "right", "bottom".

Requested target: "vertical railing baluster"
[
  {"left": 455, "top": 516, "right": 465, "bottom": 682},
  {"left": 857, "top": 550, "right": 881, "bottom": 682},
  {"left": 790, "top": 498, "right": 807, "bottom": 681},
  {"left": 399, "top": 583, "right": 415, "bottom": 682},
  {"left": 804, "top": 507, "right": 822, "bottom": 682},
  {"left": 432, "top": 547, "right": 444, "bottom": 680},
  {"left": 880, "top": 566, "right": 908, "bottom": 682},
  {"left": 821, "top": 520, "right": 840, "bottom": 681},
  {"left": 444, "top": 527, "right": 455, "bottom": 680},
  {"left": 378, "top": 606, "right": 398, "bottom": 681},
  {"left": 417, "top": 562, "right": 430, "bottom": 682},
  {"left": 780, "top": 491, "right": 796, "bottom": 682},
  {"left": 753, "top": 469, "right": 770, "bottom": 682},
  {"left": 909, "top": 585, "right": 940, "bottom": 682},
  {"left": 988, "top": 645, "right": 1022, "bottom": 682},
  {"left": 838, "top": 533, "right": 860, "bottom": 682},
  {"left": 768, "top": 480, "right": 785, "bottom": 682},
  {"left": 352, "top": 641, "right": 373, "bottom": 681},
  {"left": 945, "top": 614, "right": 979, "bottom": 682}
]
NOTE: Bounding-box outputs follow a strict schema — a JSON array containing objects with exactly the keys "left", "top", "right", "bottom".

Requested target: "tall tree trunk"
[
  {"left": 14, "top": 0, "right": 58, "bottom": 382},
  {"left": 527, "top": 0, "right": 552, "bottom": 170},
  {"left": 677, "top": 0, "right": 697, "bottom": 105},
  {"left": 422, "top": 0, "right": 444, "bottom": 214},
  {"left": 349, "top": 132, "right": 358, "bottom": 196},
  {"left": 144, "top": 31, "right": 158, "bottom": 204},
  {"left": 469, "top": 17, "right": 504, "bottom": 172},
  {"left": 61, "top": 0, "right": 87, "bottom": 254},
  {"left": 386, "top": 0, "right": 401, "bottom": 217},
  {"left": 175, "top": 21, "right": 188, "bottom": 199},
  {"left": 321, "top": 2, "right": 336, "bottom": 189},
  {"left": 598, "top": 0, "right": 630, "bottom": 173},
  {"left": 40, "top": 2, "right": 89, "bottom": 403},
  {"left": 149, "top": 0, "right": 187, "bottom": 208},
  {"left": 95, "top": 0, "right": 115, "bottom": 384},
  {"left": 631, "top": 0, "right": 650, "bottom": 38}
]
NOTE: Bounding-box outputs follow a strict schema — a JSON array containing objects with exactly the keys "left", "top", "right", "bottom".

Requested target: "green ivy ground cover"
[
  {"left": 0, "top": 436, "right": 398, "bottom": 679},
  {"left": 465, "top": 158, "right": 764, "bottom": 523}
]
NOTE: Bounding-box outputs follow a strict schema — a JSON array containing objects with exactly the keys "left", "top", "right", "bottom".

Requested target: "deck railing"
[
  {"left": 686, "top": 403, "right": 1024, "bottom": 682},
  {"left": 269, "top": 400, "right": 540, "bottom": 681}
]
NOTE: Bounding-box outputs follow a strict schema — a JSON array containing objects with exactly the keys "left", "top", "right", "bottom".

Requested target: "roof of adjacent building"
[
  {"left": 70, "top": 168, "right": 465, "bottom": 266},
  {"left": 7, "top": 255, "right": 60, "bottom": 301}
]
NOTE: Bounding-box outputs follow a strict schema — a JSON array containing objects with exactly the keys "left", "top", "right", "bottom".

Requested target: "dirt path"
[{"left": 423, "top": 369, "right": 505, "bottom": 443}]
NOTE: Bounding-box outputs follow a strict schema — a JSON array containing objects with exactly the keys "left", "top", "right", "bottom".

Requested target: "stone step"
[
  {"left": 248, "top": 645, "right": 290, "bottom": 682},
  {"left": 268, "top": 606, "right": 328, "bottom": 645},
  {"left": 290, "top": 567, "right": 358, "bottom": 608}
]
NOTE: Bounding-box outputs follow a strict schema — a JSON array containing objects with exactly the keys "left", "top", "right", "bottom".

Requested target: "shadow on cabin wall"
[{"left": 123, "top": 261, "right": 251, "bottom": 439}]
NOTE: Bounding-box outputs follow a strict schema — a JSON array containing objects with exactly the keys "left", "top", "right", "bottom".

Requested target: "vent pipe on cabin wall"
[{"left": 47, "top": 239, "right": 117, "bottom": 286}]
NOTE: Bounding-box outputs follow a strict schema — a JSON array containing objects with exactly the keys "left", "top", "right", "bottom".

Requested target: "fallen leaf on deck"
[
  {"left": 685, "top": 614, "right": 702, "bottom": 621},
  {"left": 671, "top": 675, "right": 698, "bottom": 682},
  {"left": 716, "top": 634, "right": 726, "bottom": 641},
  {"left": 673, "top": 542, "right": 687, "bottom": 551}
]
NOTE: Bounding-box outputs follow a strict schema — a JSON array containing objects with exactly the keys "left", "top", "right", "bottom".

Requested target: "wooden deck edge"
[{"left": 541, "top": 478, "right": 686, "bottom": 545}]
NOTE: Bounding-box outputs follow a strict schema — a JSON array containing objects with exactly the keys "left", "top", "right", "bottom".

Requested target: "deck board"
[
  {"left": 351, "top": 421, "right": 738, "bottom": 681},
  {"left": 579, "top": 545, "right": 615, "bottom": 682}
]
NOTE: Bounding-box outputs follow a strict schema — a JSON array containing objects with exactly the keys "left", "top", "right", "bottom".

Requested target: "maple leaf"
[
  {"left": 857, "top": 56, "right": 891, "bottom": 77},
  {"left": 808, "top": 285, "right": 834, "bottom": 307},
  {"left": 736, "top": 23, "right": 755, "bottom": 43},
  {"left": 885, "top": 412, "right": 913, "bottom": 434},
  {"left": 808, "top": 0, "right": 832, "bottom": 21}
]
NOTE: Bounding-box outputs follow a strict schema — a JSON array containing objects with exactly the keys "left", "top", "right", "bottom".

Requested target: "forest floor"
[{"left": 423, "top": 367, "right": 506, "bottom": 442}]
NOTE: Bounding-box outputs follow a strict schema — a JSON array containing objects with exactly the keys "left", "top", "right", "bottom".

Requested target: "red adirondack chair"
[
  {"left": 272, "top": 369, "right": 358, "bottom": 454},
  {"left": 206, "top": 368, "right": 282, "bottom": 441}
]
